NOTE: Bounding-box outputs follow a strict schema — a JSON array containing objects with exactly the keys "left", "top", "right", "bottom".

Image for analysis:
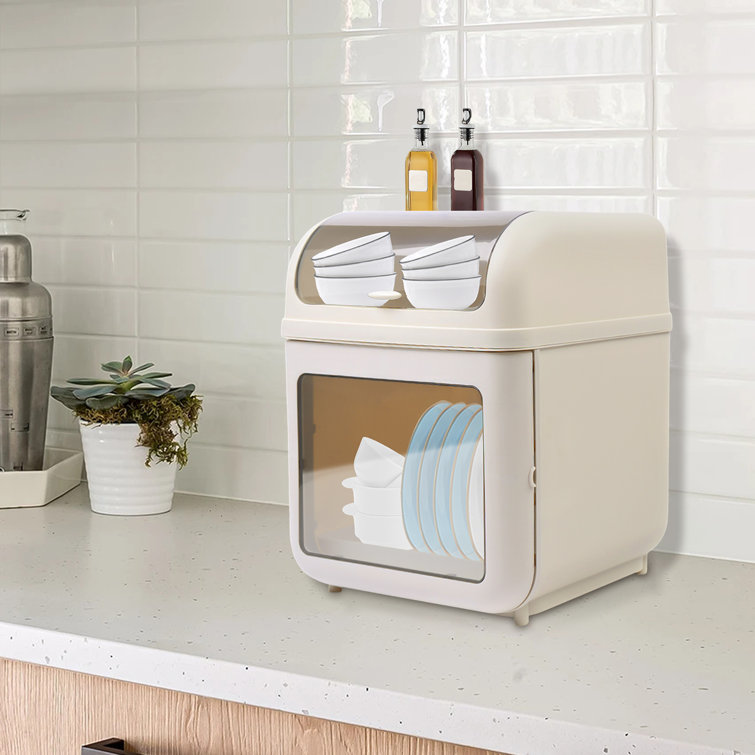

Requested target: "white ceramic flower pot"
[{"left": 79, "top": 421, "right": 177, "bottom": 516}]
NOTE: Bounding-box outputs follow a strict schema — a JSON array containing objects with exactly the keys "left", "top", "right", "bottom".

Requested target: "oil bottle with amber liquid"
[
  {"left": 451, "top": 108, "right": 484, "bottom": 211},
  {"left": 405, "top": 108, "right": 437, "bottom": 211}
]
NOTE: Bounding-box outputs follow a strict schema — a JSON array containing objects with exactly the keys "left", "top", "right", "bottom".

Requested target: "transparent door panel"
[{"left": 298, "top": 375, "right": 485, "bottom": 581}]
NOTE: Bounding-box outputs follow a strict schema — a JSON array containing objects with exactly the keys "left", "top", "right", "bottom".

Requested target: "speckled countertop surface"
[{"left": 0, "top": 486, "right": 752, "bottom": 755}]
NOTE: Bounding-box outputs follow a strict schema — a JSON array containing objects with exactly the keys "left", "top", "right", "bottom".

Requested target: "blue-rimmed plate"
[
  {"left": 468, "top": 438, "right": 484, "bottom": 558},
  {"left": 401, "top": 401, "right": 450, "bottom": 552},
  {"left": 450, "top": 411, "right": 484, "bottom": 560},
  {"left": 417, "top": 403, "right": 466, "bottom": 555},
  {"left": 434, "top": 404, "right": 482, "bottom": 559}
]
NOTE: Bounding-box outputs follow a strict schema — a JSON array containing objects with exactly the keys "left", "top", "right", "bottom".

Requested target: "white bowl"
[
  {"left": 402, "top": 257, "right": 480, "bottom": 281},
  {"left": 342, "top": 477, "right": 402, "bottom": 516},
  {"left": 343, "top": 503, "right": 412, "bottom": 550},
  {"left": 312, "top": 231, "right": 392, "bottom": 267},
  {"left": 315, "top": 273, "right": 396, "bottom": 306},
  {"left": 353, "top": 437, "right": 404, "bottom": 486},
  {"left": 400, "top": 235, "right": 477, "bottom": 270},
  {"left": 314, "top": 254, "right": 395, "bottom": 279},
  {"left": 404, "top": 276, "right": 481, "bottom": 310}
]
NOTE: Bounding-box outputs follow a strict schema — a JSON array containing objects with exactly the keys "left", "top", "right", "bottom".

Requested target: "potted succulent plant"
[{"left": 51, "top": 357, "right": 202, "bottom": 516}]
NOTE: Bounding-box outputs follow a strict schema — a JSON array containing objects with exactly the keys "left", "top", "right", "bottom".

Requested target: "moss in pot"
[{"left": 51, "top": 357, "right": 202, "bottom": 516}]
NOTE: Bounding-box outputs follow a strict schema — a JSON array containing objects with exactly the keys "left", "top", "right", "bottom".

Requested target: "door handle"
[{"left": 82, "top": 739, "right": 142, "bottom": 754}]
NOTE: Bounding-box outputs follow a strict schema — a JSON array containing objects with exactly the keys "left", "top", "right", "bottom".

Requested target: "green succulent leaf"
[
  {"left": 85, "top": 394, "right": 128, "bottom": 410},
  {"left": 67, "top": 378, "right": 116, "bottom": 386},
  {"left": 73, "top": 385, "right": 120, "bottom": 400},
  {"left": 122, "top": 356, "right": 133, "bottom": 373},
  {"left": 136, "top": 372, "right": 172, "bottom": 380},
  {"left": 131, "top": 363, "right": 155, "bottom": 373},
  {"left": 101, "top": 361, "right": 124, "bottom": 373}
]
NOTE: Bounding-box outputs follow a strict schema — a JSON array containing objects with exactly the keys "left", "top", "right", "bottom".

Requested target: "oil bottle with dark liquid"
[{"left": 451, "top": 108, "right": 484, "bottom": 211}]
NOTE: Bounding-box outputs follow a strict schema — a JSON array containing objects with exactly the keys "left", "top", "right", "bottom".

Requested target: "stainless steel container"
[{"left": 0, "top": 210, "right": 53, "bottom": 471}]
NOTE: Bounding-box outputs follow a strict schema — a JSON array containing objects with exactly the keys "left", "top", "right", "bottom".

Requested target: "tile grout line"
[
  {"left": 649, "top": 0, "right": 657, "bottom": 219},
  {"left": 287, "top": 0, "right": 294, "bottom": 249},
  {"left": 134, "top": 0, "right": 141, "bottom": 364}
]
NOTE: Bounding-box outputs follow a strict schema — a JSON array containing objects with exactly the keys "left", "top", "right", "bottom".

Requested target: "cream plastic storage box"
[{"left": 282, "top": 211, "right": 671, "bottom": 625}]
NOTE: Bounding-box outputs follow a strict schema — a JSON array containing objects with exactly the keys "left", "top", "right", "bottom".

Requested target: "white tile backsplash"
[
  {"left": 139, "top": 40, "right": 287, "bottom": 90},
  {"left": 465, "top": 24, "right": 648, "bottom": 80},
  {"left": 0, "top": 47, "right": 136, "bottom": 94},
  {"left": 0, "top": 0, "right": 751, "bottom": 553}
]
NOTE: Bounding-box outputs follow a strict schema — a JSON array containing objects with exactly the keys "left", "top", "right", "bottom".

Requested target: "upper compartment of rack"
[{"left": 282, "top": 210, "right": 671, "bottom": 351}]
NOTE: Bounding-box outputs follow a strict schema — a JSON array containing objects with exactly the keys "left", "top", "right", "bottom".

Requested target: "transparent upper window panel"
[{"left": 298, "top": 374, "right": 485, "bottom": 582}]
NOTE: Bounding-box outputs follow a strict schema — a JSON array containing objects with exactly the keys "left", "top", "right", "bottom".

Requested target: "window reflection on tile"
[
  {"left": 466, "top": 25, "right": 647, "bottom": 79},
  {"left": 293, "top": 85, "right": 458, "bottom": 136},
  {"left": 657, "top": 78, "right": 755, "bottom": 130},
  {"left": 293, "top": 0, "right": 458, "bottom": 33},
  {"left": 466, "top": 80, "right": 647, "bottom": 131},
  {"left": 465, "top": 0, "right": 647, "bottom": 24}
]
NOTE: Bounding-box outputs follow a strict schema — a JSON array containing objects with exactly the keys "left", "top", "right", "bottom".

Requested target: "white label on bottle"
[
  {"left": 409, "top": 169, "right": 428, "bottom": 192},
  {"left": 454, "top": 169, "right": 473, "bottom": 192}
]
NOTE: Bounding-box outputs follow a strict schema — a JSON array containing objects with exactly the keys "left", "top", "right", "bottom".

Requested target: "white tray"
[{"left": 0, "top": 448, "right": 84, "bottom": 509}]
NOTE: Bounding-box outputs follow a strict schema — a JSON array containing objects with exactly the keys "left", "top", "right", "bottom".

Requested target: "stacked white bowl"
[
  {"left": 400, "top": 235, "right": 481, "bottom": 310},
  {"left": 313, "top": 232, "right": 397, "bottom": 306},
  {"left": 341, "top": 437, "right": 410, "bottom": 550}
]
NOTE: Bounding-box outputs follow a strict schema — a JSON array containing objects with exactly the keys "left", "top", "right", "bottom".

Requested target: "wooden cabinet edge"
[{"left": 0, "top": 658, "right": 507, "bottom": 755}]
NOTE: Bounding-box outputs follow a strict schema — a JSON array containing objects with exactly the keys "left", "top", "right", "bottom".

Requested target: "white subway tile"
[
  {"left": 0, "top": 47, "right": 136, "bottom": 94},
  {"left": 0, "top": 142, "right": 136, "bottom": 188},
  {"left": 48, "top": 285, "right": 136, "bottom": 337},
  {"left": 47, "top": 397, "right": 81, "bottom": 434},
  {"left": 138, "top": 290, "right": 283, "bottom": 345},
  {"left": 52, "top": 335, "right": 138, "bottom": 384},
  {"left": 292, "top": 191, "right": 403, "bottom": 239},
  {"left": 139, "top": 141, "right": 288, "bottom": 190},
  {"left": 139, "top": 89, "right": 287, "bottom": 139},
  {"left": 31, "top": 237, "right": 137, "bottom": 287},
  {"left": 175, "top": 445, "right": 287, "bottom": 502},
  {"left": 139, "top": 0, "right": 286, "bottom": 41},
  {"left": 139, "top": 190, "right": 288, "bottom": 241},
  {"left": 670, "top": 371, "right": 755, "bottom": 439},
  {"left": 0, "top": 188, "right": 137, "bottom": 237},
  {"left": 484, "top": 136, "right": 647, "bottom": 189},
  {"left": 671, "top": 314, "right": 755, "bottom": 377},
  {"left": 0, "top": 94, "right": 136, "bottom": 140},
  {"left": 193, "top": 396, "right": 286, "bottom": 451},
  {"left": 658, "top": 136, "right": 755, "bottom": 192},
  {"left": 293, "top": 0, "right": 457, "bottom": 34},
  {"left": 0, "top": 2, "right": 136, "bottom": 49},
  {"left": 465, "top": 0, "right": 648, "bottom": 24},
  {"left": 292, "top": 32, "right": 458, "bottom": 86},
  {"left": 669, "top": 430, "right": 755, "bottom": 501},
  {"left": 466, "top": 80, "right": 648, "bottom": 132},
  {"left": 669, "top": 257, "right": 755, "bottom": 315},
  {"left": 484, "top": 194, "right": 651, "bottom": 213},
  {"left": 138, "top": 240, "right": 288, "bottom": 294},
  {"left": 136, "top": 340, "right": 285, "bottom": 399},
  {"left": 293, "top": 137, "right": 454, "bottom": 190},
  {"left": 656, "top": 0, "right": 755, "bottom": 12},
  {"left": 656, "top": 18, "right": 755, "bottom": 75},
  {"left": 139, "top": 40, "right": 287, "bottom": 90},
  {"left": 466, "top": 24, "right": 647, "bottom": 80},
  {"left": 292, "top": 84, "right": 459, "bottom": 137},
  {"left": 657, "top": 196, "right": 755, "bottom": 255},
  {"left": 657, "top": 77, "right": 755, "bottom": 131}
]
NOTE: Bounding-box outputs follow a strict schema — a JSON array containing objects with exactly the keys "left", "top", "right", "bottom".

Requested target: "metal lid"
[{"left": 0, "top": 209, "right": 52, "bottom": 323}]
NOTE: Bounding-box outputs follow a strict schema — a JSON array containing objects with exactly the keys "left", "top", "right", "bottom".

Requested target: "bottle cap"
[
  {"left": 414, "top": 108, "right": 429, "bottom": 145},
  {"left": 459, "top": 108, "right": 474, "bottom": 144}
]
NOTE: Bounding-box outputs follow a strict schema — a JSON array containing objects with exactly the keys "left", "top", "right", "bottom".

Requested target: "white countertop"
[{"left": 0, "top": 486, "right": 752, "bottom": 755}]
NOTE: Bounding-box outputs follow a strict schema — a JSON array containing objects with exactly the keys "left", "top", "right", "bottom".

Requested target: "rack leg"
[
  {"left": 637, "top": 554, "right": 648, "bottom": 576},
  {"left": 328, "top": 585, "right": 342, "bottom": 593},
  {"left": 512, "top": 605, "right": 529, "bottom": 627}
]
